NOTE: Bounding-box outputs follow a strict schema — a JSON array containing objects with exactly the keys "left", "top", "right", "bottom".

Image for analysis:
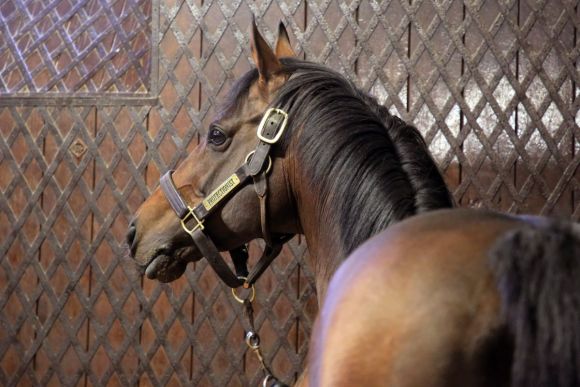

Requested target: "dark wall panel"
[{"left": 1, "top": 1, "right": 578, "bottom": 386}]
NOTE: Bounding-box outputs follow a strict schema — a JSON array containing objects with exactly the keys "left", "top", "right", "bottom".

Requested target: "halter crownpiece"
[{"left": 159, "top": 107, "right": 292, "bottom": 289}]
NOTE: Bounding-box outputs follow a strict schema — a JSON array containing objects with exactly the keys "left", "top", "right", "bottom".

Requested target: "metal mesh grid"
[
  {"left": 0, "top": 0, "right": 578, "bottom": 385},
  {"left": 0, "top": 0, "right": 154, "bottom": 101}
]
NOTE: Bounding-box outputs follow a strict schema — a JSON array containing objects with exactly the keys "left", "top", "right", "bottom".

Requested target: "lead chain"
[
  {"left": 245, "top": 330, "right": 274, "bottom": 385},
  {"left": 240, "top": 298, "right": 286, "bottom": 387}
]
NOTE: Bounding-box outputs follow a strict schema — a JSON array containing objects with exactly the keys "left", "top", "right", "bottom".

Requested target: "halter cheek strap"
[{"left": 159, "top": 108, "right": 293, "bottom": 289}]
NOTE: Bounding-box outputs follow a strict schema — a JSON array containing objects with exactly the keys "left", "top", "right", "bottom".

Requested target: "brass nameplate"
[{"left": 202, "top": 174, "right": 241, "bottom": 211}]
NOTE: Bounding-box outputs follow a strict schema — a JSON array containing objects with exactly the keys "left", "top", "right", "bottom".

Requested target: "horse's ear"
[
  {"left": 275, "top": 22, "right": 295, "bottom": 58},
  {"left": 251, "top": 19, "right": 281, "bottom": 82}
]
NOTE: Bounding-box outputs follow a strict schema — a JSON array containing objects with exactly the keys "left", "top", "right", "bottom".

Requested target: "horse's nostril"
[{"left": 127, "top": 221, "right": 137, "bottom": 255}]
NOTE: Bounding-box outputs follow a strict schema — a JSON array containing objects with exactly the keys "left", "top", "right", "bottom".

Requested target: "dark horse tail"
[{"left": 490, "top": 220, "right": 580, "bottom": 387}]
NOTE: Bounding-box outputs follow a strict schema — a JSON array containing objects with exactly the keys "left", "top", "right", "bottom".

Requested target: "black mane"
[{"left": 226, "top": 58, "right": 453, "bottom": 256}]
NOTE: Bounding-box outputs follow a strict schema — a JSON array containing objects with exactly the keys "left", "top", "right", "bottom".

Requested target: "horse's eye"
[{"left": 208, "top": 127, "right": 227, "bottom": 146}]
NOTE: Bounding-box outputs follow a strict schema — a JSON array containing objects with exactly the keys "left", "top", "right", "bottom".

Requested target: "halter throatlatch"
[{"left": 159, "top": 107, "right": 292, "bottom": 289}]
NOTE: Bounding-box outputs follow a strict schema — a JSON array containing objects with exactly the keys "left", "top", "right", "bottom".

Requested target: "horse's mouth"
[{"left": 144, "top": 246, "right": 194, "bottom": 283}]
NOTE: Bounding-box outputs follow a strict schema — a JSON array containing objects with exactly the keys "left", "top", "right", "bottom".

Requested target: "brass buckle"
[
  {"left": 180, "top": 207, "right": 204, "bottom": 236},
  {"left": 256, "top": 108, "right": 288, "bottom": 144}
]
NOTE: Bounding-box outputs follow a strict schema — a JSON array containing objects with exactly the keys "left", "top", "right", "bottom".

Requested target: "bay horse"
[{"left": 127, "top": 21, "right": 580, "bottom": 387}]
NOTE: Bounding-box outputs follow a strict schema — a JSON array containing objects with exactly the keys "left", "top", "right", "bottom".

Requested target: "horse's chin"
[{"left": 145, "top": 246, "right": 198, "bottom": 283}]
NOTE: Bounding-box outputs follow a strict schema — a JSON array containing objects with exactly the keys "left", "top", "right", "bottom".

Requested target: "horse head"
[{"left": 127, "top": 22, "right": 300, "bottom": 283}]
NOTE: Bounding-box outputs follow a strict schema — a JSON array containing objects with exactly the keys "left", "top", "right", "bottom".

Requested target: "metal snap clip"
[
  {"left": 245, "top": 331, "right": 261, "bottom": 350},
  {"left": 262, "top": 374, "right": 273, "bottom": 387}
]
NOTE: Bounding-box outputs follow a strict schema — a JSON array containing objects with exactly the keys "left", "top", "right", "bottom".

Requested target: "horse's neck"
[
  {"left": 284, "top": 93, "right": 452, "bottom": 302},
  {"left": 290, "top": 182, "right": 339, "bottom": 303},
  {"left": 294, "top": 174, "right": 399, "bottom": 304}
]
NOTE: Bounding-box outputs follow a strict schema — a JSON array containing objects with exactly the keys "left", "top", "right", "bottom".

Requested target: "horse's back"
[{"left": 309, "top": 209, "right": 526, "bottom": 387}]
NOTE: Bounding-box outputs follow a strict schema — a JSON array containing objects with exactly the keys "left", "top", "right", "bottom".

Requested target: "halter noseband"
[{"left": 159, "top": 108, "right": 293, "bottom": 289}]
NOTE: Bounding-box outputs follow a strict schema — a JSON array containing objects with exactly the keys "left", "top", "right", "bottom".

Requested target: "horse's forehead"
[
  {"left": 246, "top": 83, "right": 268, "bottom": 110},
  {"left": 237, "top": 73, "right": 287, "bottom": 111},
  {"left": 219, "top": 84, "right": 267, "bottom": 124},
  {"left": 219, "top": 70, "right": 288, "bottom": 123}
]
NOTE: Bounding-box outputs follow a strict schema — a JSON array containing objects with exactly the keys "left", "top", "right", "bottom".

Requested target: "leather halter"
[{"left": 159, "top": 108, "right": 293, "bottom": 289}]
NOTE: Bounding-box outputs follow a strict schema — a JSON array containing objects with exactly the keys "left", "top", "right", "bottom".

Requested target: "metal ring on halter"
[
  {"left": 262, "top": 374, "right": 273, "bottom": 387},
  {"left": 245, "top": 151, "right": 273, "bottom": 174},
  {"left": 231, "top": 277, "right": 256, "bottom": 303}
]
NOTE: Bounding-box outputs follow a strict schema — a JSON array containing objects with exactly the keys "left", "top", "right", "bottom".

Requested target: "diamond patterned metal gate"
[{"left": 1, "top": 0, "right": 578, "bottom": 386}]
